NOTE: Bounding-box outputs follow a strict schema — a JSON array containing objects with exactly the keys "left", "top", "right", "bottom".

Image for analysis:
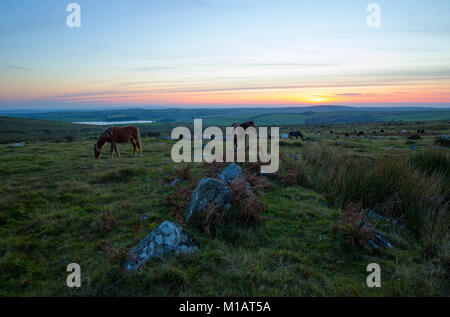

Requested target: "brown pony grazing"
[{"left": 93, "top": 126, "right": 143, "bottom": 159}]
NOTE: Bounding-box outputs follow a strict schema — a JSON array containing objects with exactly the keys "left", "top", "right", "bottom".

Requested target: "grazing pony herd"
[
  {"left": 92, "top": 121, "right": 258, "bottom": 159},
  {"left": 93, "top": 123, "right": 428, "bottom": 159}
]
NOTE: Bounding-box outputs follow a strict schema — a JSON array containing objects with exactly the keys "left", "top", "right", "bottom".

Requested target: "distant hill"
[
  {"left": 0, "top": 116, "right": 178, "bottom": 143},
  {"left": 0, "top": 117, "right": 103, "bottom": 143},
  {"left": 1, "top": 106, "right": 449, "bottom": 127}
]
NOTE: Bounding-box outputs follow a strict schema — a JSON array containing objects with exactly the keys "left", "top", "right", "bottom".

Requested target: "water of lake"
[{"left": 74, "top": 120, "right": 155, "bottom": 125}]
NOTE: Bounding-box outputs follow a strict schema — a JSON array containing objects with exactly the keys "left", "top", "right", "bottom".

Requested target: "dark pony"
[
  {"left": 232, "top": 120, "right": 256, "bottom": 130},
  {"left": 231, "top": 121, "right": 257, "bottom": 148},
  {"left": 93, "top": 126, "right": 143, "bottom": 159},
  {"left": 288, "top": 131, "right": 304, "bottom": 139}
]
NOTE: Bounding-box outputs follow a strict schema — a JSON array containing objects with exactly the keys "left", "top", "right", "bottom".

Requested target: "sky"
[{"left": 0, "top": 0, "right": 450, "bottom": 109}]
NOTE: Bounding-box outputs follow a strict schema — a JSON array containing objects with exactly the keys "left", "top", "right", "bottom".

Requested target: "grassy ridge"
[
  {"left": 0, "top": 117, "right": 182, "bottom": 144},
  {"left": 0, "top": 116, "right": 103, "bottom": 143},
  {"left": 250, "top": 111, "right": 450, "bottom": 126},
  {"left": 3, "top": 108, "right": 450, "bottom": 126}
]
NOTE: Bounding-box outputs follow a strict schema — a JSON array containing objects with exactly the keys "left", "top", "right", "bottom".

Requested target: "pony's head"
[{"left": 93, "top": 143, "right": 102, "bottom": 159}]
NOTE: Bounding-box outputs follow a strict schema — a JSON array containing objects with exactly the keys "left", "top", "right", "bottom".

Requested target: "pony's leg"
[
  {"left": 138, "top": 142, "right": 143, "bottom": 157},
  {"left": 110, "top": 143, "right": 115, "bottom": 159},
  {"left": 135, "top": 135, "right": 144, "bottom": 157},
  {"left": 114, "top": 144, "right": 120, "bottom": 158},
  {"left": 130, "top": 139, "right": 137, "bottom": 156}
]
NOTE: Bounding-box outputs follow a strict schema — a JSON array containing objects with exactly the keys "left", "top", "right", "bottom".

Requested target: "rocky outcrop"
[
  {"left": 185, "top": 178, "right": 232, "bottom": 223},
  {"left": 124, "top": 221, "right": 197, "bottom": 272},
  {"left": 219, "top": 163, "right": 246, "bottom": 185}
]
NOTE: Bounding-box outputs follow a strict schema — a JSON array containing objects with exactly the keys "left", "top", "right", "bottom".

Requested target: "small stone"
[{"left": 10, "top": 142, "right": 26, "bottom": 147}]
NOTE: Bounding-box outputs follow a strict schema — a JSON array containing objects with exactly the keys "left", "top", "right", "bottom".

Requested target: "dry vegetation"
[
  {"left": 299, "top": 143, "right": 449, "bottom": 255},
  {"left": 332, "top": 203, "right": 378, "bottom": 250}
]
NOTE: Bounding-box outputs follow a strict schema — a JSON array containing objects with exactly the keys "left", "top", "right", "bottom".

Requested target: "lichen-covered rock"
[
  {"left": 124, "top": 221, "right": 197, "bottom": 272},
  {"left": 220, "top": 163, "right": 251, "bottom": 192},
  {"left": 220, "top": 163, "right": 246, "bottom": 185},
  {"left": 185, "top": 178, "right": 232, "bottom": 223}
]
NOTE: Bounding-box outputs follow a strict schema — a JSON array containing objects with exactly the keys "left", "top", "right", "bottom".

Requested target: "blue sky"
[{"left": 1, "top": 0, "right": 449, "bottom": 109}]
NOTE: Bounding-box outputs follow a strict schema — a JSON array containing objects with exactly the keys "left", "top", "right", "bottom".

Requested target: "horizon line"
[{"left": 2, "top": 104, "right": 450, "bottom": 113}]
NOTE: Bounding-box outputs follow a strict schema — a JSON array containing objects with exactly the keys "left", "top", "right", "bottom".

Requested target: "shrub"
[
  {"left": 246, "top": 173, "right": 273, "bottom": 192},
  {"left": 332, "top": 202, "right": 377, "bottom": 249},
  {"left": 203, "top": 203, "right": 224, "bottom": 237},
  {"left": 162, "top": 164, "right": 193, "bottom": 184},
  {"left": 228, "top": 177, "right": 268, "bottom": 225},
  {"left": 302, "top": 143, "right": 449, "bottom": 254},
  {"left": 279, "top": 155, "right": 309, "bottom": 186},
  {"left": 175, "top": 164, "right": 192, "bottom": 180},
  {"left": 97, "top": 240, "right": 129, "bottom": 263},
  {"left": 99, "top": 211, "right": 118, "bottom": 232},
  {"left": 164, "top": 185, "right": 193, "bottom": 224},
  {"left": 202, "top": 161, "right": 226, "bottom": 179}
]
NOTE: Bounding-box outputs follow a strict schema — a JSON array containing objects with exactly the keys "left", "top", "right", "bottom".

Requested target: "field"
[
  {"left": 0, "top": 117, "right": 449, "bottom": 296},
  {"left": 3, "top": 107, "right": 450, "bottom": 127},
  {"left": 0, "top": 116, "right": 179, "bottom": 144}
]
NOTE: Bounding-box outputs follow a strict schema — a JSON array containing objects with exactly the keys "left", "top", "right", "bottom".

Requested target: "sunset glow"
[{"left": 1, "top": 0, "right": 449, "bottom": 109}]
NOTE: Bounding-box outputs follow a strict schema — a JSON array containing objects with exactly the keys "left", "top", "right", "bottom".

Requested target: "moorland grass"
[
  {"left": 300, "top": 144, "right": 449, "bottom": 255},
  {"left": 0, "top": 120, "right": 449, "bottom": 296}
]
